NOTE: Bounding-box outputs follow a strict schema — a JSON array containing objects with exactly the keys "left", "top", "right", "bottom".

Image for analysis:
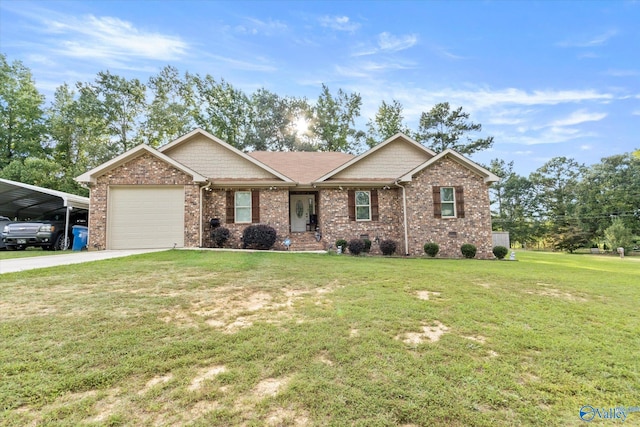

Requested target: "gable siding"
[
  {"left": 332, "top": 140, "right": 432, "bottom": 179},
  {"left": 163, "top": 134, "right": 277, "bottom": 179}
]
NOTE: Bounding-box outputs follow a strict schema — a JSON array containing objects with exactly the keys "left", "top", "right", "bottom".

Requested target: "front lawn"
[{"left": 1, "top": 251, "right": 638, "bottom": 426}]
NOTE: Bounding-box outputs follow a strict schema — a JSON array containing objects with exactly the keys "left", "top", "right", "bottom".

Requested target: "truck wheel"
[{"left": 53, "top": 234, "right": 71, "bottom": 251}]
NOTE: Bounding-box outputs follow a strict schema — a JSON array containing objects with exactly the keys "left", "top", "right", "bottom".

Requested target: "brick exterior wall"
[
  {"left": 404, "top": 157, "right": 494, "bottom": 259},
  {"left": 88, "top": 151, "right": 493, "bottom": 258},
  {"left": 318, "top": 157, "right": 494, "bottom": 258},
  {"left": 87, "top": 153, "right": 201, "bottom": 250},
  {"left": 202, "top": 188, "right": 290, "bottom": 250},
  {"left": 319, "top": 188, "right": 403, "bottom": 254}
]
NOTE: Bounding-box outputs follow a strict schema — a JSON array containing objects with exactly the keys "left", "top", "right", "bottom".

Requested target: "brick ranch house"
[{"left": 76, "top": 128, "right": 499, "bottom": 258}]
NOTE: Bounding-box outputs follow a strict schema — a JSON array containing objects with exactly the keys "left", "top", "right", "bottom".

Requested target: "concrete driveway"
[{"left": 0, "top": 249, "right": 166, "bottom": 274}]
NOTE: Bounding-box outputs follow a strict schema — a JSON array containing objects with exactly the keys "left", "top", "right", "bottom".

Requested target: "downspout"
[
  {"left": 199, "top": 181, "right": 212, "bottom": 248},
  {"left": 394, "top": 180, "right": 410, "bottom": 256}
]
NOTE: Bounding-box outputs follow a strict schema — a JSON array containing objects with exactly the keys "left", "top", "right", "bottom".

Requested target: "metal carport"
[{"left": 0, "top": 178, "right": 89, "bottom": 246}]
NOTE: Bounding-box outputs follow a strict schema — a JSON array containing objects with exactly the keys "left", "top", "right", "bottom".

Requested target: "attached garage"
[
  {"left": 76, "top": 144, "right": 207, "bottom": 251},
  {"left": 108, "top": 186, "right": 185, "bottom": 249}
]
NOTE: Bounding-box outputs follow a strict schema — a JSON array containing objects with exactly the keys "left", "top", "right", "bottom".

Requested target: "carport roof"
[{"left": 0, "top": 178, "right": 89, "bottom": 220}]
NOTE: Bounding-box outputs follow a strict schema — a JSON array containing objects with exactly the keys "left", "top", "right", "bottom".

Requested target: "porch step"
[{"left": 286, "top": 232, "right": 325, "bottom": 252}]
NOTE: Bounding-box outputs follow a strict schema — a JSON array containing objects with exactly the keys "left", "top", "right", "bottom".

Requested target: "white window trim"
[
  {"left": 235, "top": 191, "right": 252, "bottom": 223},
  {"left": 440, "top": 187, "right": 456, "bottom": 218},
  {"left": 355, "top": 190, "right": 371, "bottom": 221}
]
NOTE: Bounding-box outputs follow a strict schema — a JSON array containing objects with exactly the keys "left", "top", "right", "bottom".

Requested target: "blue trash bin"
[{"left": 72, "top": 225, "right": 88, "bottom": 251}]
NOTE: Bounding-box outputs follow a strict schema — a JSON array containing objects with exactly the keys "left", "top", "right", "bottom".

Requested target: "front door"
[{"left": 290, "top": 194, "right": 315, "bottom": 232}]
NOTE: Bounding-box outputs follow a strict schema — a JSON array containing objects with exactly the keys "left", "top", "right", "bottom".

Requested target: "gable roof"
[
  {"left": 249, "top": 151, "right": 354, "bottom": 184},
  {"left": 314, "top": 133, "right": 436, "bottom": 183},
  {"left": 75, "top": 144, "right": 207, "bottom": 184},
  {"left": 159, "top": 128, "right": 294, "bottom": 183},
  {"left": 399, "top": 149, "right": 501, "bottom": 184}
]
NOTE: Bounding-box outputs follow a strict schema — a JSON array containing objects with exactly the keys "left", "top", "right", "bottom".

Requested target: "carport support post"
[{"left": 64, "top": 206, "right": 71, "bottom": 249}]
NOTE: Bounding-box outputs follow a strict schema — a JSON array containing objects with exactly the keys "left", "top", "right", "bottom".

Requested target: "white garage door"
[{"left": 108, "top": 186, "right": 185, "bottom": 249}]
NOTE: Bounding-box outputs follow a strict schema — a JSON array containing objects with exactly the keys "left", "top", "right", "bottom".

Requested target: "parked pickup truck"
[{"left": 1, "top": 210, "right": 87, "bottom": 251}]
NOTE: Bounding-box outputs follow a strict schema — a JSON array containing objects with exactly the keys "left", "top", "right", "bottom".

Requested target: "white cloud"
[
  {"left": 580, "top": 144, "right": 593, "bottom": 151},
  {"left": 319, "top": 15, "right": 360, "bottom": 32},
  {"left": 235, "top": 18, "right": 288, "bottom": 36},
  {"left": 557, "top": 29, "right": 618, "bottom": 48},
  {"left": 377, "top": 32, "right": 418, "bottom": 52},
  {"left": 42, "top": 14, "right": 189, "bottom": 62},
  {"left": 549, "top": 109, "right": 607, "bottom": 126},
  {"left": 604, "top": 69, "right": 640, "bottom": 77}
]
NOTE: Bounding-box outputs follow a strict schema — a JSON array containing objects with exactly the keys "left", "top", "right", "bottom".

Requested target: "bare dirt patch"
[
  {"left": 253, "top": 377, "right": 290, "bottom": 398},
  {"left": 265, "top": 406, "right": 310, "bottom": 426},
  {"left": 317, "top": 351, "right": 335, "bottom": 366},
  {"left": 524, "top": 283, "right": 587, "bottom": 302},
  {"left": 463, "top": 335, "right": 487, "bottom": 344},
  {"left": 397, "top": 321, "right": 450, "bottom": 344},
  {"left": 415, "top": 290, "right": 441, "bottom": 300},
  {"left": 138, "top": 373, "right": 173, "bottom": 395},
  {"left": 188, "top": 365, "right": 226, "bottom": 391},
  {"left": 160, "top": 281, "right": 343, "bottom": 333}
]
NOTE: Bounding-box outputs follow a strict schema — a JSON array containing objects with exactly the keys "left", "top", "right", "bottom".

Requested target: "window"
[
  {"left": 348, "top": 189, "right": 379, "bottom": 221},
  {"left": 440, "top": 187, "right": 455, "bottom": 218},
  {"left": 355, "top": 191, "right": 371, "bottom": 221},
  {"left": 433, "top": 186, "right": 465, "bottom": 219},
  {"left": 235, "top": 191, "right": 252, "bottom": 223}
]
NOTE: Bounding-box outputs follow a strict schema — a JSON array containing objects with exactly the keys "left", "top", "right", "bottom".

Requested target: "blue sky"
[{"left": 1, "top": 0, "right": 639, "bottom": 175}]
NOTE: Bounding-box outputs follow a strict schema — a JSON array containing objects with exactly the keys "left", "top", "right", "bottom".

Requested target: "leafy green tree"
[
  {"left": 310, "top": 84, "right": 363, "bottom": 153},
  {"left": 185, "top": 73, "right": 250, "bottom": 149},
  {"left": 0, "top": 157, "right": 67, "bottom": 193},
  {"left": 0, "top": 54, "right": 47, "bottom": 168},
  {"left": 577, "top": 153, "right": 640, "bottom": 238},
  {"left": 83, "top": 71, "right": 147, "bottom": 153},
  {"left": 415, "top": 102, "right": 493, "bottom": 155},
  {"left": 142, "top": 65, "right": 194, "bottom": 147},
  {"left": 46, "top": 83, "right": 112, "bottom": 194},
  {"left": 530, "top": 157, "right": 586, "bottom": 251},
  {"left": 246, "top": 88, "right": 305, "bottom": 151},
  {"left": 604, "top": 218, "right": 634, "bottom": 253},
  {"left": 365, "top": 99, "right": 410, "bottom": 148}
]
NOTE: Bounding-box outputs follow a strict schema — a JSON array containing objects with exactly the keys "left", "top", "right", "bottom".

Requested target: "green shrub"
[
  {"left": 211, "top": 227, "right": 230, "bottom": 248},
  {"left": 242, "top": 224, "right": 277, "bottom": 250},
  {"left": 335, "top": 239, "right": 348, "bottom": 251},
  {"left": 380, "top": 239, "right": 397, "bottom": 256},
  {"left": 493, "top": 245, "right": 508, "bottom": 259},
  {"left": 461, "top": 243, "right": 477, "bottom": 259},
  {"left": 363, "top": 238, "right": 372, "bottom": 253},
  {"left": 348, "top": 239, "right": 365, "bottom": 255},
  {"left": 423, "top": 242, "right": 439, "bottom": 257}
]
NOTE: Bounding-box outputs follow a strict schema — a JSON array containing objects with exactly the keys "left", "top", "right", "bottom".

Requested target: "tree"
[
  {"left": 605, "top": 218, "right": 634, "bottom": 253},
  {"left": 141, "top": 65, "right": 194, "bottom": 147},
  {"left": 365, "top": 99, "right": 410, "bottom": 148},
  {"left": 46, "top": 83, "right": 112, "bottom": 194},
  {"left": 415, "top": 102, "right": 493, "bottom": 155},
  {"left": 246, "top": 88, "right": 305, "bottom": 151},
  {"left": 0, "top": 157, "right": 66, "bottom": 192},
  {"left": 0, "top": 54, "right": 47, "bottom": 168},
  {"left": 576, "top": 153, "right": 640, "bottom": 239},
  {"left": 530, "top": 157, "right": 586, "bottom": 251},
  {"left": 310, "top": 84, "right": 363, "bottom": 153},
  {"left": 83, "top": 71, "right": 147, "bottom": 153},
  {"left": 185, "top": 73, "right": 251, "bottom": 150}
]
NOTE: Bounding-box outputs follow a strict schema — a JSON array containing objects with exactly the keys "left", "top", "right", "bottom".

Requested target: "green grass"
[
  {"left": 0, "top": 247, "right": 73, "bottom": 259},
  {"left": 1, "top": 250, "right": 639, "bottom": 426}
]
